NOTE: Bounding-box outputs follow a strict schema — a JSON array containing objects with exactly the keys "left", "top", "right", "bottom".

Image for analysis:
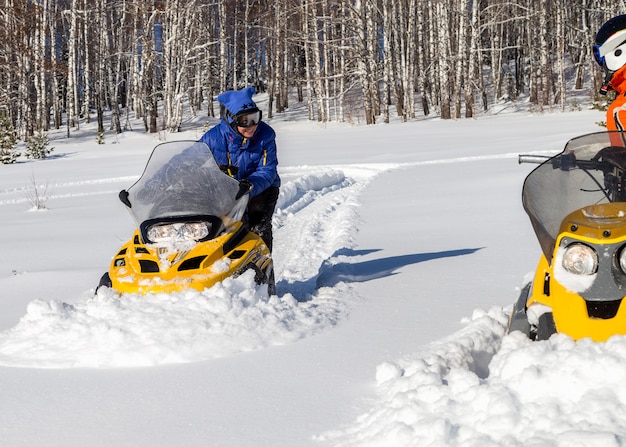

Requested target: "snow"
[{"left": 0, "top": 105, "right": 624, "bottom": 446}]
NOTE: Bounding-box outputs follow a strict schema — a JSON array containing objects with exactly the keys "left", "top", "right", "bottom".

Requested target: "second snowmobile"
[
  {"left": 508, "top": 132, "right": 626, "bottom": 342},
  {"left": 98, "top": 140, "right": 274, "bottom": 296}
]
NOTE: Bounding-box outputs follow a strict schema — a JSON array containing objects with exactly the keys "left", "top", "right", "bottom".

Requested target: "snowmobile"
[
  {"left": 507, "top": 131, "right": 626, "bottom": 342},
  {"left": 97, "top": 140, "right": 274, "bottom": 295}
]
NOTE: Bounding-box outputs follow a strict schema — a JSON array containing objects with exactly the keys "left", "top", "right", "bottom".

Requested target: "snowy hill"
[{"left": 1, "top": 108, "right": 624, "bottom": 446}]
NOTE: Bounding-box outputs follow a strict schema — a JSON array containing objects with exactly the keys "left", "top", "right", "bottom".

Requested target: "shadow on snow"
[{"left": 278, "top": 247, "right": 483, "bottom": 301}]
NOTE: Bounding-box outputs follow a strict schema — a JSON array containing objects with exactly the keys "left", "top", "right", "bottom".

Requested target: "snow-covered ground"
[{"left": 1, "top": 104, "right": 624, "bottom": 446}]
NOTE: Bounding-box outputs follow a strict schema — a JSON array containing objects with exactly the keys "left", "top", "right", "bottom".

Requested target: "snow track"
[
  {"left": 0, "top": 164, "right": 391, "bottom": 368},
  {"left": 275, "top": 164, "right": 396, "bottom": 288},
  {"left": 0, "top": 176, "right": 138, "bottom": 206}
]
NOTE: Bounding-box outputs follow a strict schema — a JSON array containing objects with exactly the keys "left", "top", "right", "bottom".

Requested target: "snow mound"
[
  {"left": 322, "top": 307, "right": 626, "bottom": 446},
  {"left": 0, "top": 271, "right": 354, "bottom": 369}
]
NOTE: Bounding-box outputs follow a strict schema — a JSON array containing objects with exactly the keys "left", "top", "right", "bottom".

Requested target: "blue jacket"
[{"left": 200, "top": 120, "right": 280, "bottom": 198}]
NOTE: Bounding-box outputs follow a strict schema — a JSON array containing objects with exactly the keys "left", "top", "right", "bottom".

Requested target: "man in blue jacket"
[{"left": 200, "top": 87, "right": 280, "bottom": 252}]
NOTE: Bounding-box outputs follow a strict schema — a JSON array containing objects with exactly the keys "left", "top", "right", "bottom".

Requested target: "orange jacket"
[{"left": 607, "top": 66, "right": 626, "bottom": 131}]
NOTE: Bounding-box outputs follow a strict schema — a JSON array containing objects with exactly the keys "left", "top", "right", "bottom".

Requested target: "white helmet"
[{"left": 594, "top": 15, "right": 626, "bottom": 93}]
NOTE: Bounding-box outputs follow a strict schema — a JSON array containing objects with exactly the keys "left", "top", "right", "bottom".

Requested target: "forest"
[{"left": 0, "top": 0, "right": 621, "bottom": 142}]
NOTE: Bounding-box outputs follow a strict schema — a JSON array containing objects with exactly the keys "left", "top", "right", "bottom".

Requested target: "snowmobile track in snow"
[{"left": 0, "top": 163, "right": 394, "bottom": 368}]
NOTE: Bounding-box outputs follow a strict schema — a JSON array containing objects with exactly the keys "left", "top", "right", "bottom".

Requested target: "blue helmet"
[{"left": 218, "top": 87, "right": 262, "bottom": 127}]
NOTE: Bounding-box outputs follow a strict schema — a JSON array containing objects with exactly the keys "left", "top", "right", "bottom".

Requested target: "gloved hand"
[
  {"left": 236, "top": 179, "right": 253, "bottom": 200},
  {"left": 219, "top": 164, "right": 239, "bottom": 177}
]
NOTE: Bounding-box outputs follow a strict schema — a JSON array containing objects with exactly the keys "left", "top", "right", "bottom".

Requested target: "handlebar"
[
  {"left": 519, "top": 152, "right": 608, "bottom": 172},
  {"left": 519, "top": 148, "right": 626, "bottom": 202},
  {"left": 518, "top": 153, "right": 579, "bottom": 171},
  {"left": 518, "top": 154, "right": 551, "bottom": 164}
]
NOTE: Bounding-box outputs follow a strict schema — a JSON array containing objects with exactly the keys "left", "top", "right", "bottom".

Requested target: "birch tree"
[
  {"left": 435, "top": 0, "right": 451, "bottom": 119},
  {"left": 0, "top": 0, "right": 622, "bottom": 139},
  {"left": 66, "top": 0, "right": 80, "bottom": 131}
]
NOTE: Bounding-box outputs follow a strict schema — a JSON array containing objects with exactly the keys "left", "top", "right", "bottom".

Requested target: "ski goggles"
[
  {"left": 234, "top": 110, "right": 261, "bottom": 128},
  {"left": 593, "top": 45, "right": 605, "bottom": 67},
  {"left": 594, "top": 29, "right": 626, "bottom": 67}
]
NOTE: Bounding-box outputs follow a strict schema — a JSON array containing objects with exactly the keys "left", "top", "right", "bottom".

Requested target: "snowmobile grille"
[
  {"left": 135, "top": 247, "right": 150, "bottom": 254},
  {"left": 223, "top": 226, "right": 248, "bottom": 254},
  {"left": 586, "top": 298, "right": 622, "bottom": 319},
  {"left": 139, "top": 260, "right": 160, "bottom": 273},
  {"left": 228, "top": 250, "right": 246, "bottom": 260},
  {"left": 178, "top": 256, "right": 206, "bottom": 271}
]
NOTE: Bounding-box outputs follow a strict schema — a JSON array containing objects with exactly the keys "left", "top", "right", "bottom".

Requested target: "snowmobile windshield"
[
  {"left": 124, "top": 141, "right": 243, "bottom": 227},
  {"left": 523, "top": 131, "right": 626, "bottom": 261}
]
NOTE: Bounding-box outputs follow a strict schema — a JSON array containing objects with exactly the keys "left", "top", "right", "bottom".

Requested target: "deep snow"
[{"left": 0, "top": 104, "right": 623, "bottom": 446}]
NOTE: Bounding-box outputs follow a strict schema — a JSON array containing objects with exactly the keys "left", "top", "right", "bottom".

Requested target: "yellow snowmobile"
[
  {"left": 508, "top": 132, "right": 626, "bottom": 342},
  {"left": 97, "top": 140, "right": 274, "bottom": 295}
]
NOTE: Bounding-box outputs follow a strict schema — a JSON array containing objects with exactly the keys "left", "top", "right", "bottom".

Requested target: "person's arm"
[
  {"left": 609, "top": 99, "right": 626, "bottom": 131},
  {"left": 246, "top": 127, "right": 278, "bottom": 197}
]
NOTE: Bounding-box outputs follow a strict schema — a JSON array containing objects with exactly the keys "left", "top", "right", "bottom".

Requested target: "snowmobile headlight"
[
  {"left": 561, "top": 243, "right": 598, "bottom": 275},
  {"left": 147, "top": 221, "right": 210, "bottom": 243}
]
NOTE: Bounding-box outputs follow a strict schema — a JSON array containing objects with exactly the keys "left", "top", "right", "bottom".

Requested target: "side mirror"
[{"left": 119, "top": 190, "right": 131, "bottom": 208}]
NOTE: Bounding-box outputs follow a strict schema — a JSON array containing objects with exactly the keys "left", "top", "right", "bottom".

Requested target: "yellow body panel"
[
  {"left": 109, "top": 222, "right": 271, "bottom": 295},
  {"left": 527, "top": 203, "right": 626, "bottom": 341},
  {"left": 558, "top": 202, "right": 626, "bottom": 240},
  {"left": 528, "top": 254, "right": 626, "bottom": 341}
]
